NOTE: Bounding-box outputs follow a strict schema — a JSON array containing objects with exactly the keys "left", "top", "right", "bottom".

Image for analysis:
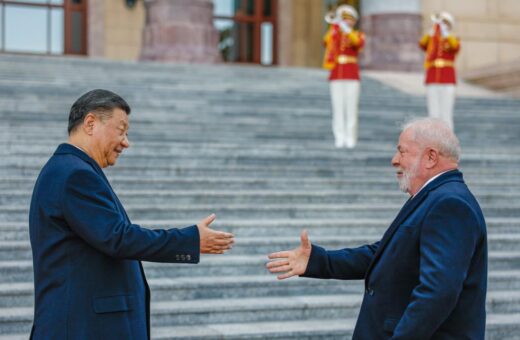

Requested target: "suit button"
[{"left": 368, "top": 288, "right": 375, "bottom": 296}]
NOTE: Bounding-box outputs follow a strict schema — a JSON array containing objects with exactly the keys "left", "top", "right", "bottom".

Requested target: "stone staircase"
[{"left": 0, "top": 54, "right": 519, "bottom": 339}]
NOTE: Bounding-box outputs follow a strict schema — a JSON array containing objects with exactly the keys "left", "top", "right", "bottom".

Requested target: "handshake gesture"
[
  {"left": 197, "top": 214, "right": 234, "bottom": 254},
  {"left": 196, "top": 214, "right": 311, "bottom": 282},
  {"left": 266, "top": 230, "right": 312, "bottom": 280}
]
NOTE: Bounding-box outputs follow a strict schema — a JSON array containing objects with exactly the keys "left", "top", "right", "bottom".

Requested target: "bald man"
[{"left": 267, "top": 118, "right": 487, "bottom": 339}]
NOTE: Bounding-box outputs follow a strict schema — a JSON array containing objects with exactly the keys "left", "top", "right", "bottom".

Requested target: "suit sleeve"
[
  {"left": 301, "top": 242, "right": 379, "bottom": 280},
  {"left": 390, "top": 197, "right": 482, "bottom": 339},
  {"left": 62, "top": 169, "right": 200, "bottom": 263}
]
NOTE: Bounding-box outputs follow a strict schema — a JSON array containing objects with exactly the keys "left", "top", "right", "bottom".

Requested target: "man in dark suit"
[
  {"left": 267, "top": 118, "right": 487, "bottom": 339},
  {"left": 29, "top": 89, "right": 234, "bottom": 339}
]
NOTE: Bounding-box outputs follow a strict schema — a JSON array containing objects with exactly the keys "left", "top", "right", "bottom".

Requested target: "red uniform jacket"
[
  {"left": 419, "top": 24, "right": 460, "bottom": 84},
  {"left": 323, "top": 24, "right": 365, "bottom": 81}
]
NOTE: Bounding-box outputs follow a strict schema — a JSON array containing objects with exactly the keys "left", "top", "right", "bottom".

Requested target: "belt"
[
  {"left": 426, "top": 58, "right": 454, "bottom": 68},
  {"left": 337, "top": 55, "right": 358, "bottom": 64}
]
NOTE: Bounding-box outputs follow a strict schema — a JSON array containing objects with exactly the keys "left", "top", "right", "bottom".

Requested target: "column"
[
  {"left": 361, "top": 0, "right": 423, "bottom": 71},
  {"left": 140, "top": 0, "right": 221, "bottom": 63}
]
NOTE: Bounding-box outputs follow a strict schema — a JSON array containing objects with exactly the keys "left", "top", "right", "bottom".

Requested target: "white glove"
[
  {"left": 440, "top": 22, "right": 450, "bottom": 37},
  {"left": 339, "top": 21, "right": 352, "bottom": 34}
]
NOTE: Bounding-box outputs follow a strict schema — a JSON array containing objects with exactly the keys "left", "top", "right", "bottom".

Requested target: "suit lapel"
[
  {"left": 364, "top": 193, "right": 427, "bottom": 281},
  {"left": 364, "top": 169, "right": 463, "bottom": 283}
]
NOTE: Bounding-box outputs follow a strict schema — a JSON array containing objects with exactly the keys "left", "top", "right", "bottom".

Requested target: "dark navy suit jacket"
[
  {"left": 29, "top": 144, "right": 200, "bottom": 339},
  {"left": 303, "top": 170, "right": 487, "bottom": 339}
]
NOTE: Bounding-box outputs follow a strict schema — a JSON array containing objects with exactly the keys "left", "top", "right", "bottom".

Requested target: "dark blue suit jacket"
[
  {"left": 303, "top": 170, "right": 487, "bottom": 339},
  {"left": 29, "top": 144, "right": 200, "bottom": 339}
]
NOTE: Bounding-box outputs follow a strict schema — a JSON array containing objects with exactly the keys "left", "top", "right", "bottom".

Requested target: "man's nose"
[
  {"left": 122, "top": 136, "right": 130, "bottom": 149},
  {"left": 391, "top": 153, "right": 399, "bottom": 167}
]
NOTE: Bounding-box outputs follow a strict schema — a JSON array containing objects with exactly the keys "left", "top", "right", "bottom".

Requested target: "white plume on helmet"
[{"left": 336, "top": 5, "right": 358, "bottom": 21}]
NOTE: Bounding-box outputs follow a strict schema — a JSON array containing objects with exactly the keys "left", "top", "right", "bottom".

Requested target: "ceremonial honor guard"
[
  {"left": 323, "top": 5, "right": 365, "bottom": 148},
  {"left": 419, "top": 12, "right": 460, "bottom": 129}
]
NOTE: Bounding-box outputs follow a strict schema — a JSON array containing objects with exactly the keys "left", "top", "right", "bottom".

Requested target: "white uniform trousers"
[
  {"left": 330, "top": 80, "right": 360, "bottom": 148},
  {"left": 426, "top": 84, "right": 456, "bottom": 130}
]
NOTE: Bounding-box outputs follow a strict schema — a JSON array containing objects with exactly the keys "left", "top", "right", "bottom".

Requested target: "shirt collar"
[
  {"left": 411, "top": 170, "right": 452, "bottom": 199},
  {"left": 67, "top": 143, "right": 87, "bottom": 154}
]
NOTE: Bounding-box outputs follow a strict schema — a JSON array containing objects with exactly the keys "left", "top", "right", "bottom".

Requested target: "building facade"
[{"left": 1, "top": 0, "right": 520, "bottom": 76}]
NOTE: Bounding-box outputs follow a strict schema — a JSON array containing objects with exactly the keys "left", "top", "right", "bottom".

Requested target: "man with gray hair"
[{"left": 267, "top": 118, "right": 487, "bottom": 339}]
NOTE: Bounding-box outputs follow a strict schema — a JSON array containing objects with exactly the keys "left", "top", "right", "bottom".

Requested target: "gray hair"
[{"left": 402, "top": 117, "right": 461, "bottom": 162}]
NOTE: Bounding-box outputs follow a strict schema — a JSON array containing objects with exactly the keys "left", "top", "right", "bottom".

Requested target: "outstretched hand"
[
  {"left": 197, "top": 214, "right": 234, "bottom": 254},
  {"left": 266, "top": 230, "right": 312, "bottom": 280}
]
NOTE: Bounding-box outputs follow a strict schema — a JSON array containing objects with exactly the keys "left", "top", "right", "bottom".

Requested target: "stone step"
[
  {"left": 0, "top": 292, "right": 520, "bottom": 334},
  {"left": 0, "top": 85, "right": 514, "bottom": 117},
  {"left": 4, "top": 143, "right": 519, "bottom": 160},
  {"left": 1, "top": 127, "right": 517, "bottom": 148},
  {"left": 0, "top": 270, "right": 518, "bottom": 306},
  {"left": 1, "top": 176, "right": 520, "bottom": 193},
  {"left": 5, "top": 189, "right": 520, "bottom": 206},
  {"left": 0, "top": 102, "right": 516, "bottom": 116},
  {"left": 1, "top": 109, "right": 518, "bottom": 127},
  {"left": 0, "top": 252, "right": 517, "bottom": 280},
  {"left": 1, "top": 217, "right": 518, "bottom": 241},
  {"left": 0, "top": 141, "right": 517, "bottom": 160},
  {"left": 3, "top": 163, "right": 520, "bottom": 180},
  {"left": 0, "top": 310, "right": 352, "bottom": 339},
  {"left": 0, "top": 110, "right": 516, "bottom": 126},
  {"left": 3, "top": 314, "right": 520, "bottom": 340},
  {"left": 2, "top": 107, "right": 517, "bottom": 128},
  {"left": 0, "top": 98, "right": 507, "bottom": 121},
  {"left": 4, "top": 153, "right": 520, "bottom": 170},
  {"left": 2, "top": 192, "right": 520, "bottom": 212},
  {"left": 1, "top": 231, "right": 519, "bottom": 260},
  {"left": 0, "top": 294, "right": 357, "bottom": 333},
  {"left": 152, "top": 252, "right": 520, "bottom": 277},
  {"left": 1, "top": 203, "right": 519, "bottom": 222},
  {"left": 151, "top": 314, "right": 520, "bottom": 340}
]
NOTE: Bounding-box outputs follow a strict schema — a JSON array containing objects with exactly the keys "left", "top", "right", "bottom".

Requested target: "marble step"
[
  {"left": 0, "top": 292, "right": 520, "bottom": 334},
  {"left": 0, "top": 231, "right": 519, "bottom": 259},
  {"left": 1, "top": 203, "right": 520, "bottom": 222},
  {"left": 0, "top": 271, "right": 518, "bottom": 306},
  {"left": 0, "top": 252, "right": 518, "bottom": 279}
]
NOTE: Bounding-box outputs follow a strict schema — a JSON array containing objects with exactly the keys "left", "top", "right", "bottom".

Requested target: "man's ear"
[
  {"left": 425, "top": 147, "right": 439, "bottom": 169},
  {"left": 83, "top": 113, "right": 97, "bottom": 135}
]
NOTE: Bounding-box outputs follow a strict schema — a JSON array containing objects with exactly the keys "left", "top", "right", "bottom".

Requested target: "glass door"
[{"left": 213, "top": 0, "right": 277, "bottom": 65}]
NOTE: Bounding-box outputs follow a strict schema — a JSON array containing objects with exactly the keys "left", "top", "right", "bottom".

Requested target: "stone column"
[
  {"left": 140, "top": 0, "right": 221, "bottom": 63},
  {"left": 360, "top": 0, "right": 423, "bottom": 71},
  {"left": 88, "top": 0, "right": 105, "bottom": 58}
]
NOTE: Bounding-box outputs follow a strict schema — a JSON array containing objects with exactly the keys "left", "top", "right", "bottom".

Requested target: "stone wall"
[
  {"left": 277, "top": 0, "right": 325, "bottom": 68},
  {"left": 88, "top": 0, "right": 145, "bottom": 61}
]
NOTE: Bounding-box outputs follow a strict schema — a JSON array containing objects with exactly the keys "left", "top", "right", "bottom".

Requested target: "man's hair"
[
  {"left": 68, "top": 89, "right": 131, "bottom": 135},
  {"left": 402, "top": 117, "right": 461, "bottom": 162}
]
